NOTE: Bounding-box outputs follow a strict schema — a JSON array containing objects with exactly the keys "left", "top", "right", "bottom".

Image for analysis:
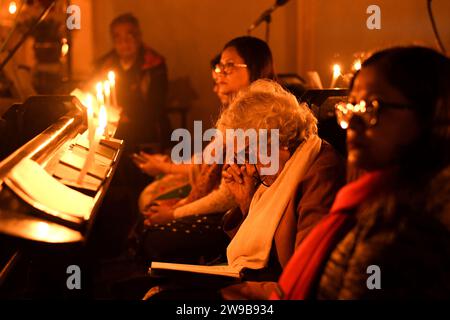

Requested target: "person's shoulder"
[
  {"left": 353, "top": 179, "right": 450, "bottom": 264},
  {"left": 318, "top": 139, "right": 345, "bottom": 163},
  {"left": 320, "top": 196, "right": 450, "bottom": 299},
  {"left": 307, "top": 139, "right": 346, "bottom": 178},
  {"left": 141, "top": 45, "right": 166, "bottom": 70}
]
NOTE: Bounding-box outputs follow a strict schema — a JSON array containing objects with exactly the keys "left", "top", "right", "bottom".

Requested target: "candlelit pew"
[{"left": 0, "top": 94, "right": 124, "bottom": 294}]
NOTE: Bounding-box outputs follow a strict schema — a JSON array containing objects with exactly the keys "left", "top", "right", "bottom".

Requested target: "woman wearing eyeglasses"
[
  {"left": 142, "top": 80, "right": 345, "bottom": 300},
  {"left": 131, "top": 37, "right": 279, "bottom": 266},
  {"left": 217, "top": 79, "right": 345, "bottom": 281},
  {"left": 268, "top": 46, "right": 450, "bottom": 300},
  {"left": 214, "top": 36, "right": 275, "bottom": 106}
]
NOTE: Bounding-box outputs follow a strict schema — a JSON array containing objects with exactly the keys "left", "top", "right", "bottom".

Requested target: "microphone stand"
[{"left": 247, "top": 4, "right": 279, "bottom": 43}]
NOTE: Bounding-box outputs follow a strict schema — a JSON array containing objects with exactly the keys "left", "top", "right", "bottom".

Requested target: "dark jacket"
[
  {"left": 95, "top": 45, "right": 170, "bottom": 149},
  {"left": 316, "top": 165, "right": 450, "bottom": 299}
]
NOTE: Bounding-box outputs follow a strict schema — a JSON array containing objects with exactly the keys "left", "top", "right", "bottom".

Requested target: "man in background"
[
  {"left": 90, "top": 13, "right": 169, "bottom": 259},
  {"left": 95, "top": 13, "right": 170, "bottom": 151}
]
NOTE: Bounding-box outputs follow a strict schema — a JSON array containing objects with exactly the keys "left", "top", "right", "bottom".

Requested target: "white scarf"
[{"left": 227, "top": 135, "right": 322, "bottom": 271}]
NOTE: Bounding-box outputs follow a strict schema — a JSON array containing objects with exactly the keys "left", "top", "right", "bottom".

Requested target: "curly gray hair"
[{"left": 216, "top": 79, "right": 318, "bottom": 150}]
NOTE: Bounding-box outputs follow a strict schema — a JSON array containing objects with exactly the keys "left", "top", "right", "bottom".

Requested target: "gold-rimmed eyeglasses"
[
  {"left": 335, "top": 99, "right": 417, "bottom": 129},
  {"left": 214, "top": 62, "right": 248, "bottom": 75}
]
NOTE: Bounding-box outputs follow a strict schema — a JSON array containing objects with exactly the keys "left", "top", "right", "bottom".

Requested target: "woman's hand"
[
  {"left": 132, "top": 152, "right": 171, "bottom": 176},
  {"left": 143, "top": 203, "right": 175, "bottom": 226},
  {"left": 223, "top": 164, "right": 257, "bottom": 215}
]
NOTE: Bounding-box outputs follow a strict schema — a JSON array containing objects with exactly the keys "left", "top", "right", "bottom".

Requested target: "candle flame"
[
  {"left": 353, "top": 59, "right": 362, "bottom": 71},
  {"left": 61, "top": 39, "right": 69, "bottom": 57},
  {"left": 107, "top": 71, "right": 115, "bottom": 86},
  {"left": 9, "top": 1, "right": 17, "bottom": 14},
  {"left": 332, "top": 64, "right": 341, "bottom": 78},
  {"left": 96, "top": 82, "right": 103, "bottom": 94},
  {"left": 96, "top": 82, "right": 104, "bottom": 105},
  {"left": 103, "top": 81, "right": 111, "bottom": 96},
  {"left": 339, "top": 120, "right": 349, "bottom": 129}
]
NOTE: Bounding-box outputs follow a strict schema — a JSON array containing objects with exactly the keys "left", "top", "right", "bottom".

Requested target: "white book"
[
  {"left": 149, "top": 262, "right": 243, "bottom": 279},
  {"left": 6, "top": 158, "right": 94, "bottom": 220}
]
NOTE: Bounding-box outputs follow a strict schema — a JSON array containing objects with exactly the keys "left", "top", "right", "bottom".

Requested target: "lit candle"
[
  {"left": 107, "top": 71, "right": 117, "bottom": 107},
  {"left": 9, "top": 1, "right": 17, "bottom": 15},
  {"left": 96, "top": 82, "right": 104, "bottom": 106},
  {"left": 352, "top": 59, "right": 362, "bottom": 71},
  {"left": 330, "top": 63, "right": 341, "bottom": 88},
  {"left": 103, "top": 81, "right": 111, "bottom": 107},
  {"left": 77, "top": 106, "right": 107, "bottom": 184},
  {"left": 99, "top": 105, "right": 110, "bottom": 140},
  {"left": 85, "top": 94, "right": 95, "bottom": 147}
]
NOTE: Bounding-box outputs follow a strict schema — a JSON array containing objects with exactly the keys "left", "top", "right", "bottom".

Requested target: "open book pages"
[
  {"left": 52, "top": 162, "right": 102, "bottom": 192},
  {"left": 59, "top": 149, "right": 109, "bottom": 180},
  {"left": 149, "top": 262, "right": 243, "bottom": 279},
  {"left": 76, "top": 133, "right": 117, "bottom": 159},
  {"left": 6, "top": 158, "right": 94, "bottom": 219}
]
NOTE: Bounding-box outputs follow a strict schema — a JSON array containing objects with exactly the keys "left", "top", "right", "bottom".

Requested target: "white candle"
[
  {"left": 77, "top": 106, "right": 107, "bottom": 184},
  {"left": 99, "top": 105, "right": 110, "bottom": 140},
  {"left": 330, "top": 63, "right": 341, "bottom": 88},
  {"left": 85, "top": 94, "right": 95, "bottom": 147},
  {"left": 96, "top": 82, "right": 104, "bottom": 107},
  {"left": 107, "top": 71, "right": 117, "bottom": 107},
  {"left": 103, "top": 81, "right": 111, "bottom": 108}
]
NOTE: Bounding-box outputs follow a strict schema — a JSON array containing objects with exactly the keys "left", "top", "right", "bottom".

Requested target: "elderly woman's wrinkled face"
[
  {"left": 216, "top": 47, "right": 251, "bottom": 98},
  {"left": 231, "top": 136, "right": 290, "bottom": 186},
  {"left": 347, "top": 66, "right": 421, "bottom": 171}
]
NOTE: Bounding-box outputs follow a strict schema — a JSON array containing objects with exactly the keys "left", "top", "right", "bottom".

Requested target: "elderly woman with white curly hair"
[
  {"left": 214, "top": 79, "right": 346, "bottom": 299},
  {"left": 143, "top": 79, "right": 345, "bottom": 300}
]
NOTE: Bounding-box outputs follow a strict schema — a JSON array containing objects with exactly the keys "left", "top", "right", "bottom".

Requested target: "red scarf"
[{"left": 270, "top": 170, "right": 393, "bottom": 300}]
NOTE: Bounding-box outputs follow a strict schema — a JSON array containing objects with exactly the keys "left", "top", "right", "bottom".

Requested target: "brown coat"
[{"left": 221, "top": 141, "right": 346, "bottom": 299}]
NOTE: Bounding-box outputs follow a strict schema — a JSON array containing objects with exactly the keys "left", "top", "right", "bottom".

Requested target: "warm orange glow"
[
  {"left": 332, "top": 64, "right": 341, "bottom": 78},
  {"left": 107, "top": 71, "right": 115, "bottom": 86},
  {"left": 85, "top": 95, "right": 95, "bottom": 144},
  {"left": 70, "top": 88, "right": 86, "bottom": 103},
  {"left": 107, "top": 71, "right": 118, "bottom": 107},
  {"left": 353, "top": 59, "right": 362, "bottom": 71},
  {"left": 99, "top": 105, "right": 108, "bottom": 130},
  {"left": 103, "top": 81, "right": 111, "bottom": 97},
  {"left": 35, "top": 222, "right": 50, "bottom": 238},
  {"left": 86, "top": 97, "right": 94, "bottom": 118},
  {"left": 330, "top": 64, "right": 341, "bottom": 88},
  {"left": 84, "top": 94, "right": 93, "bottom": 109},
  {"left": 8, "top": 1, "right": 17, "bottom": 14},
  {"left": 96, "top": 82, "right": 103, "bottom": 94},
  {"left": 96, "top": 82, "right": 104, "bottom": 105},
  {"left": 339, "top": 120, "right": 349, "bottom": 129},
  {"left": 61, "top": 38, "right": 69, "bottom": 57}
]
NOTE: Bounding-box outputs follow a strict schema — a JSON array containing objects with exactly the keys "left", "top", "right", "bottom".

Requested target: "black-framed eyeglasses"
[
  {"left": 214, "top": 62, "right": 248, "bottom": 75},
  {"left": 253, "top": 164, "right": 271, "bottom": 188},
  {"left": 335, "top": 99, "right": 417, "bottom": 129},
  {"left": 232, "top": 151, "right": 271, "bottom": 188}
]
